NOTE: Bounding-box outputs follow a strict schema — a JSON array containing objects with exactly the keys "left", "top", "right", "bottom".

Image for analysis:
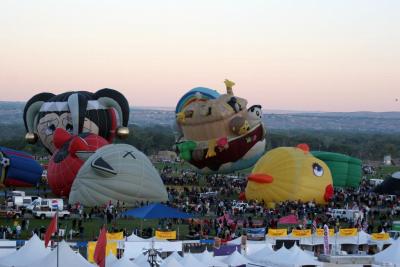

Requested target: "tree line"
[{"left": 0, "top": 124, "right": 398, "bottom": 161}]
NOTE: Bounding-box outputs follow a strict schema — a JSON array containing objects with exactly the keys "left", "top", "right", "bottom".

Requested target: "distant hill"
[{"left": 0, "top": 101, "right": 399, "bottom": 133}]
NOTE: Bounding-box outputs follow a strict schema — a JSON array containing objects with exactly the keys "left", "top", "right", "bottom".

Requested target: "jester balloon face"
[
  {"left": 69, "top": 144, "right": 168, "bottom": 207},
  {"left": 47, "top": 129, "right": 109, "bottom": 196},
  {"left": 245, "top": 145, "right": 334, "bottom": 204},
  {"left": 23, "top": 89, "right": 129, "bottom": 154}
]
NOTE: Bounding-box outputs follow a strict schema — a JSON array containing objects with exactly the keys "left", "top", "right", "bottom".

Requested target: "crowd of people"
[{"left": 0, "top": 163, "right": 399, "bottom": 242}]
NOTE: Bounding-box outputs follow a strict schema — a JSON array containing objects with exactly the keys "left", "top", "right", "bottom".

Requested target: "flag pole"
[{"left": 57, "top": 210, "right": 59, "bottom": 267}]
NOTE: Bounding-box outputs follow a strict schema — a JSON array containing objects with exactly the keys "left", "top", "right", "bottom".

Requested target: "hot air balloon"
[
  {"left": 46, "top": 128, "right": 109, "bottom": 196},
  {"left": 23, "top": 89, "right": 130, "bottom": 154},
  {"left": 69, "top": 143, "right": 168, "bottom": 206},
  {"left": 245, "top": 144, "right": 334, "bottom": 204},
  {"left": 175, "top": 80, "right": 266, "bottom": 174},
  {"left": 0, "top": 147, "right": 43, "bottom": 187},
  {"left": 311, "top": 151, "right": 362, "bottom": 188}
]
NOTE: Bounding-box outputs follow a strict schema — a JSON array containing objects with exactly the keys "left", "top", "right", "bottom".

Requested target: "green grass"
[{"left": 0, "top": 217, "right": 190, "bottom": 241}]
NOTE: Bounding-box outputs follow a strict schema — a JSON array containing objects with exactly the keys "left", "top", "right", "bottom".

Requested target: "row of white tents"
[{"left": 1, "top": 233, "right": 400, "bottom": 267}]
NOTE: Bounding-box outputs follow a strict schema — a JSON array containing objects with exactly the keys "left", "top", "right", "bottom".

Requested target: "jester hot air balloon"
[
  {"left": 175, "top": 80, "right": 266, "bottom": 174},
  {"left": 245, "top": 144, "right": 334, "bottom": 204},
  {"left": 0, "top": 147, "right": 43, "bottom": 187},
  {"left": 23, "top": 89, "right": 130, "bottom": 154},
  {"left": 69, "top": 144, "right": 168, "bottom": 206}
]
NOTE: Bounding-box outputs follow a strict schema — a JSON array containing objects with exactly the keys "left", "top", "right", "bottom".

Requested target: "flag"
[
  {"left": 323, "top": 224, "right": 330, "bottom": 255},
  {"left": 94, "top": 227, "right": 107, "bottom": 267},
  {"left": 44, "top": 213, "right": 57, "bottom": 248}
]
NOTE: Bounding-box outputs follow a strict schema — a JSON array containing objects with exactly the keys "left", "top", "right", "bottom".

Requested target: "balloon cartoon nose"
[
  {"left": 324, "top": 184, "right": 334, "bottom": 202},
  {"left": 248, "top": 173, "right": 274, "bottom": 184}
]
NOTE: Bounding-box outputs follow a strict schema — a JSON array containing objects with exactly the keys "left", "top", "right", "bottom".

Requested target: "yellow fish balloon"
[{"left": 245, "top": 144, "right": 334, "bottom": 204}]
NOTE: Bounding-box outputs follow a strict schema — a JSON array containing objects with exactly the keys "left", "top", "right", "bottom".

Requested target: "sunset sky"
[{"left": 0, "top": 0, "right": 399, "bottom": 112}]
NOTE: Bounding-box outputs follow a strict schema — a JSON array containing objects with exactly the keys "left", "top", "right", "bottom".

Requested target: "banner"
[
  {"left": 339, "top": 228, "right": 357, "bottom": 237},
  {"left": 267, "top": 229, "right": 287, "bottom": 238},
  {"left": 246, "top": 228, "right": 266, "bottom": 241},
  {"left": 316, "top": 228, "right": 334, "bottom": 237},
  {"left": 155, "top": 230, "right": 176, "bottom": 240},
  {"left": 106, "top": 232, "right": 124, "bottom": 241},
  {"left": 323, "top": 224, "right": 330, "bottom": 255},
  {"left": 87, "top": 241, "right": 117, "bottom": 263},
  {"left": 292, "top": 229, "right": 311, "bottom": 238},
  {"left": 371, "top": 233, "right": 390, "bottom": 241},
  {"left": 214, "top": 244, "right": 241, "bottom": 256}
]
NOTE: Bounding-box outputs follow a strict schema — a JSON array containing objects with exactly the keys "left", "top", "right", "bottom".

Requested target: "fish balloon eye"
[{"left": 312, "top": 163, "right": 324, "bottom": 177}]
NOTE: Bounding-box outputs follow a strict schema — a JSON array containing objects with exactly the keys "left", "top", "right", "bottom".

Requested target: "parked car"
[
  {"left": 0, "top": 207, "right": 22, "bottom": 219},
  {"left": 33, "top": 207, "right": 70, "bottom": 219},
  {"left": 26, "top": 198, "right": 64, "bottom": 212},
  {"left": 12, "top": 196, "right": 40, "bottom": 209},
  {"left": 326, "top": 209, "right": 361, "bottom": 222}
]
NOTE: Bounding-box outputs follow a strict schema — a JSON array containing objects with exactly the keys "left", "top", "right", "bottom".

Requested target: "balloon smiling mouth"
[{"left": 248, "top": 173, "right": 274, "bottom": 184}]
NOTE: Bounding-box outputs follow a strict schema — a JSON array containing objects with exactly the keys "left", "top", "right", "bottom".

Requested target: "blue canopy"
[{"left": 122, "top": 203, "right": 193, "bottom": 219}]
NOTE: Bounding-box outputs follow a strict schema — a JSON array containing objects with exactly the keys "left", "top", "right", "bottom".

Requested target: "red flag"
[
  {"left": 44, "top": 213, "right": 57, "bottom": 248},
  {"left": 94, "top": 227, "right": 107, "bottom": 267}
]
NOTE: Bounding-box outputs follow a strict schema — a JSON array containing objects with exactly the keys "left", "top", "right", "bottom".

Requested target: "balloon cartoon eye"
[
  {"left": 312, "top": 163, "right": 324, "bottom": 177},
  {"left": 66, "top": 123, "right": 73, "bottom": 133},
  {"left": 91, "top": 157, "right": 117, "bottom": 176},
  {"left": 46, "top": 123, "right": 56, "bottom": 136}
]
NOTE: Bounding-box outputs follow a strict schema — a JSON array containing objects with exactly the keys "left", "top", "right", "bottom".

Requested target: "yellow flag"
[
  {"left": 106, "top": 232, "right": 124, "bottom": 240},
  {"left": 339, "top": 228, "right": 358, "bottom": 237},
  {"left": 316, "top": 228, "right": 334, "bottom": 237},
  {"left": 155, "top": 230, "right": 177, "bottom": 240},
  {"left": 87, "top": 241, "right": 117, "bottom": 263},
  {"left": 267, "top": 229, "right": 288, "bottom": 237},
  {"left": 371, "top": 233, "right": 389, "bottom": 241},
  {"left": 292, "top": 229, "right": 311, "bottom": 238}
]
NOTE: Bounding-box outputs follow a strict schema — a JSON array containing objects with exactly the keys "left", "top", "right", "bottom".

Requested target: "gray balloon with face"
[{"left": 69, "top": 144, "right": 168, "bottom": 206}]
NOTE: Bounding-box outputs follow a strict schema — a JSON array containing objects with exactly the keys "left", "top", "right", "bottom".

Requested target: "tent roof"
[
  {"left": 374, "top": 238, "right": 400, "bottom": 265},
  {"left": 278, "top": 214, "right": 298, "bottom": 224},
  {"left": 27, "top": 240, "right": 92, "bottom": 267},
  {"left": 132, "top": 253, "right": 151, "bottom": 267},
  {"left": 126, "top": 233, "right": 146, "bottom": 242},
  {"left": 160, "top": 257, "right": 183, "bottom": 267},
  {"left": 179, "top": 253, "right": 203, "bottom": 267},
  {"left": 163, "top": 251, "right": 182, "bottom": 265},
  {"left": 111, "top": 256, "right": 140, "bottom": 267},
  {"left": 0, "top": 234, "right": 50, "bottom": 267},
  {"left": 106, "top": 254, "right": 118, "bottom": 265},
  {"left": 122, "top": 203, "right": 193, "bottom": 219},
  {"left": 223, "top": 251, "right": 252, "bottom": 266},
  {"left": 248, "top": 245, "right": 274, "bottom": 263},
  {"left": 195, "top": 250, "right": 227, "bottom": 267}
]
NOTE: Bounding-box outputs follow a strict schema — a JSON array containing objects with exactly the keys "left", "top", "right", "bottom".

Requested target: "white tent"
[
  {"left": 163, "top": 251, "right": 183, "bottom": 264},
  {"left": 106, "top": 253, "right": 118, "bottom": 266},
  {"left": 179, "top": 253, "right": 204, "bottom": 267},
  {"left": 132, "top": 253, "right": 151, "bottom": 267},
  {"left": 25, "top": 240, "right": 93, "bottom": 267},
  {"left": 196, "top": 250, "right": 227, "bottom": 267},
  {"left": 374, "top": 238, "right": 400, "bottom": 265},
  {"left": 263, "top": 245, "right": 320, "bottom": 267},
  {"left": 223, "top": 250, "right": 253, "bottom": 267},
  {"left": 111, "top": 256, "right": 140, "bottom": 267},
  {"left": 160, "top": 257, "right": 184, "bottom": 267},
  {"left": 247, "top": 245, "right": 274, "bottom": 263},
  {"left": 126, "top": 233, "right": 146, "bottom": 242},
  {"left": 0, "top": 234, "right": 50, "bottom": 267}
]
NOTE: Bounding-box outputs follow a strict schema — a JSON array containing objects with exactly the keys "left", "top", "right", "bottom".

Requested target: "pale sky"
[{"left": 0, "top": 0, "right": 399, "bottom": 112}]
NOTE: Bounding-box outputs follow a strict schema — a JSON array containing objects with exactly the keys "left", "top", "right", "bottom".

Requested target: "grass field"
[{"left": 0, "top": 216, "right": 191, "bottom": 241}]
